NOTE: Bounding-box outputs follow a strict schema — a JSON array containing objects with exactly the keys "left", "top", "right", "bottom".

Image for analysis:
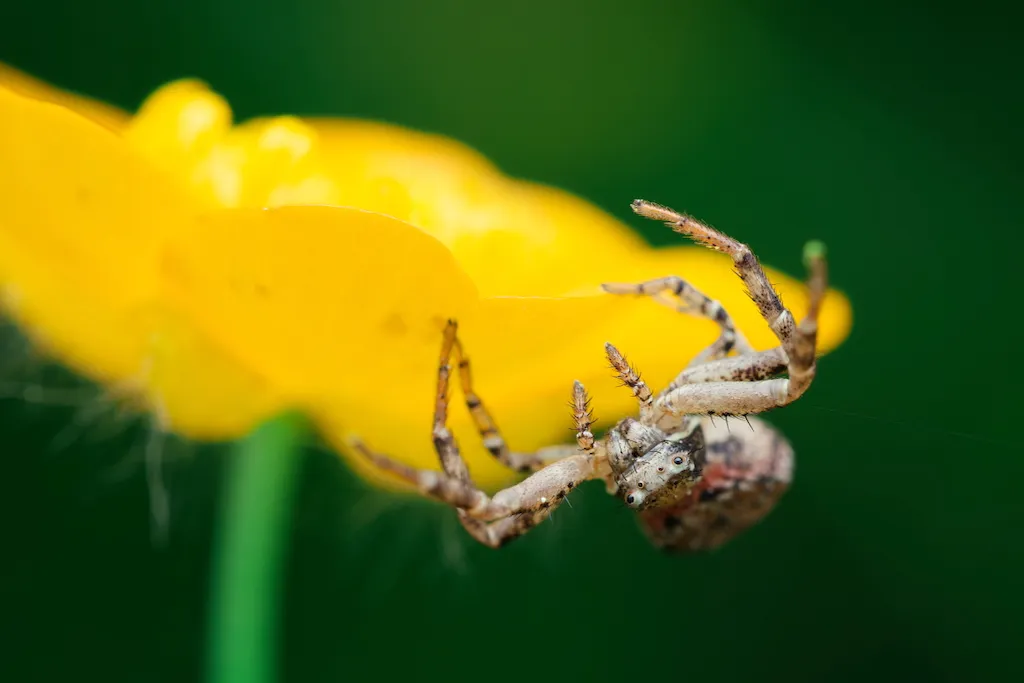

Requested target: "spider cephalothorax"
[
  {"left": 354, "top": 198, "right": 827, "bottom": 552},
  {"left": 605, "top": 417, "right": 705, "bottom": 511}
]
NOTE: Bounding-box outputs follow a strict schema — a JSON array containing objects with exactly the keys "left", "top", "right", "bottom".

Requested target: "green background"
[{"left": 2, "top": 1, "right": 1022, "bottom": 682}]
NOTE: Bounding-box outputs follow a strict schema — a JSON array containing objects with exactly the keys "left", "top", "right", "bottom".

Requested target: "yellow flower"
[{"left": 0, "top": 64, "right": 852, "bottom": 490}]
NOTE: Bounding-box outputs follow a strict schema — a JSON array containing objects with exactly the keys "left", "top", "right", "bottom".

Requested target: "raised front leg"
[
  {"left": 662, "top": 238, "right": 827, "bottom": 392},
  {"left": 632, "top": 200, "right": 828, "bottom": 406}
]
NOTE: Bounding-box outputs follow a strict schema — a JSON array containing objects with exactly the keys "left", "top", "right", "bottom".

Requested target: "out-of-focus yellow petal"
[
  {"left": 157, "top": 206, "right": 481, "bottom": 474},
  {"left": 0, "top": 62, "right": 127, "bottom": 132},
  {"left": 125, "top": 84, "right": 331, "bottom": 212},
  {"left": 0, "top": 84, "right": 195, "bottom": 384},
  {"left": 142, "top": 305, "right": 287, "bottom": 440},
  {"left": 0, "top": 80, "right": 287, "bottom": 435},
  {"left": 161, "top": 206, "right": 478, "bottom": 397},
  {"left": 120, "top": 85, "right": 652, "bottom": 298},
  {"left": 123, "top": 79, "right": 232, "bottom": 208},
  {"left": 281, "top": 120, "right": 652, "bottom": 297}
]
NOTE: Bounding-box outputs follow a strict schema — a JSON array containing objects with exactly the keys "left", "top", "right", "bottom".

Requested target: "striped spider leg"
[{"left": 351, "top": 321, "right": 611, "bottom": 548}]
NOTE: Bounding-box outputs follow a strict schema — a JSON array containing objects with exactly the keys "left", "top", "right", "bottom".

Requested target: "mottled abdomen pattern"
[{"left": 639, "top": 417, "right": 794, "bottom": 552}]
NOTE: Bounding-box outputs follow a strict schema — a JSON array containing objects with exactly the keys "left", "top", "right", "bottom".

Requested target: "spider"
[{"left": 352, "top": 199, "right": 829, "bottom": 552}]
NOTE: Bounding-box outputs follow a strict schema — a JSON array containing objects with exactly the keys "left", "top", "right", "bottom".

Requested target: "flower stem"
[{"left": 206, "top": 412, "right": 307, "bottom": 683}]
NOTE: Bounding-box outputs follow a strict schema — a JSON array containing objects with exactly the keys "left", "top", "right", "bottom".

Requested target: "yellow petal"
[
  {"left": 0, "top": 84, "right": 198, "bottom": 385},
  {"left": 160, "top": 205, "right": 478, "bottom": 395},
  {"left": 155, "top": 205, "right": 482, "bottom": 463},
  {"left": 122, "top": 79, "right": 233, "bottom": 208},
  {"left": 277, "top": 119, "right": 652, "bottom": 297},
  {"left": 119, "top": 90, "right": 652, "bottom": 298},
  {"left": 0, "top": 62, "right": 127, "bottom": 132}
]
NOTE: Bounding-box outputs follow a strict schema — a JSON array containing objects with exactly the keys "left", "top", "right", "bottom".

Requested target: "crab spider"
[{"left": 353, "top": 199, "right": 828, "bottom": 551}]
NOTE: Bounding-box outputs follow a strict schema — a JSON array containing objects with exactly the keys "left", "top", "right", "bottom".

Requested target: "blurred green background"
[{"left": 2, "top": 1, "right": 1022, "bottom": 682}]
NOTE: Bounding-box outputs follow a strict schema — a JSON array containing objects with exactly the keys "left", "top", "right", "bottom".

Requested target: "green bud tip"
[{"left": 803, "top": 239, "right": 827, "bottom": 267}]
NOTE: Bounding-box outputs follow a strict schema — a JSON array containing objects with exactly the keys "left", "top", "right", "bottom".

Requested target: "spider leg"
[
  {"left": 661, "top": 241, "right": 827, "bottom": 389},
  {"left": 601, "top": 273, "right": 763, "bottom": 412},
  {"left": 666, "top": 348, "right": 787, "bottom": 385},
  {"left": 602, "top": 342, "right": 655, "bottom": 422},
  {"left": 571, "top": 380, "right": 597, "bottom": 454},
  {"left": 454, "top": 508, "right": 557, "bottom": 549},
  {"left": 437, "top": 335, "right": 601, "bottom": 518},
  {"left": 448, "top": 324, "right": 585, "bottom": 472},
  {"left": 432, "top": 321, "right": 470, "bottom": 482},
  {"left": 602, "top": 275, "right": 755, "bottom": 368},
  {"left": 350, "top": 322, "right": 606, "bottom": 548},
  {"left": 352, "top": 439, "right": 597, "bottom": 525},
  {"left": 633, "top": 200, "right": 827, "bottom": 408},
  {"left": 451, "top": 381, "right": 599, "bottom": 546}
]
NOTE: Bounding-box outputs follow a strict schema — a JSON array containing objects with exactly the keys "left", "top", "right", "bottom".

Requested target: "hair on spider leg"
[
  {"left": 630, "top": 200, "right": 705, "bottom": 238},
  {"left": 604, "top": 343, "right": 644, "bottom": 378},
  {"left": 569, "top": 379, "right": 594, "bottom": 406}
]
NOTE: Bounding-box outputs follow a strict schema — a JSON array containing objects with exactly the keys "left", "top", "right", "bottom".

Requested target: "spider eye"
[
  {"left": 626, "top": 494, "right": 635, "bottom": 504},
  {"left": 625, "top": 490, "right": 644, "bottom": 507},
  {"left": 673, "top": 456, "right": 684, "bottom": 465}
]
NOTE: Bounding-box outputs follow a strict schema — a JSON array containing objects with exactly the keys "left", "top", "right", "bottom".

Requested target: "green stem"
[{"left": 206, "top": 412, "right": 307, "bottom": 683}]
